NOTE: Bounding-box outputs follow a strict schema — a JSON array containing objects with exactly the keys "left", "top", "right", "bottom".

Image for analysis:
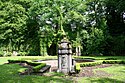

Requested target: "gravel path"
[
  {"left": 41, "top": 60, "right": 58, "bottom": 67},
  {"left": 41, "top": 60, "right": 58, "bottom": 71}
]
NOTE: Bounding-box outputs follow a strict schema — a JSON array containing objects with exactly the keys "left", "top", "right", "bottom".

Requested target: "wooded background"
[{"left": 0, "top": 0, "right": 125, "bottom": 56}]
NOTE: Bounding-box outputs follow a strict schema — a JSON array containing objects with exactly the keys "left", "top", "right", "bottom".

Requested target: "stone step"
[{"left": 39, "top": 65, "right": 51, "bottom": 73}]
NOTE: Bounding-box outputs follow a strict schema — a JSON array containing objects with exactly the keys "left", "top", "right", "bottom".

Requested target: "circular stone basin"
[{"left": 75, "top": 59, "right": 95, "bottom": 63}]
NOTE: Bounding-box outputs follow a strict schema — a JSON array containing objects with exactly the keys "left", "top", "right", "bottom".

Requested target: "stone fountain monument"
[{"left": 58, "top": 37, "right": 75, "bottom": 74}]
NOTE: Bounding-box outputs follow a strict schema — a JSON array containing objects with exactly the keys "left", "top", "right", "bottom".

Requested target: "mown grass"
[
  {"left": 94, "top": 64, "right": 125, "bottom": 81},
  {"left": 1, "top": 56, "right": 125, "bottom": 83},
  {"left": 78, "top": 64, "right": 125, "bottom": 83},
  {"left": 0, "top": 64, "right": 72, "bottom": 83}
]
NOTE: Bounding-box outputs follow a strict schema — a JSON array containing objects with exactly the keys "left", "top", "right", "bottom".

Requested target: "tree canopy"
[{"left": 0, "top": 0, "right": 125, "bottom": 56}]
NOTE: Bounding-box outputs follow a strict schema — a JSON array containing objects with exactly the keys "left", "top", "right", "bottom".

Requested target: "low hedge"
[
  {"left": 75, "top": 63, "right": 81, "bottom": 73},
  {"left": 78, "top": 60, "right": 125, "bottom": 67},
  {"left": 79, "top": 61, "right": 103, "bottom": 67},
  {"left": 8, "top": 60, "right": 42, "bottom": 66},
  {"left": 33, "top": 63, "right": 46, "bottom": 72},
  {"left": 8, "top": 60, "right": 27, "bottom": 63},
  {"left": 26, "top": 61, "right": 42, "bottom": 66},
  {"left": 105, "top": 58, "right": 117, "bottom": 60},
  {"left": 20, "top": 56, "right": 57, "bottom": 61},
  {"left": 103, "top": 60, "right": 125, "bottom": 64},
  {"left": 8, "top": 59, "right": 46, "bottom": 73}
]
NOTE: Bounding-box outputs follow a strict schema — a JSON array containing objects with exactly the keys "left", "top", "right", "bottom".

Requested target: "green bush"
[
  {"left": 103, "top": 60, "right": 125, "bottom": 64},
  {"left": 75, "top": 57, "right": 96, "bottom": 60},
  {"left": 0, "top": 51, "right": 4, "bottom": 57},
  {"left": 75, "top": 63, "right": 81, "bottom": 73},
  {"left": 19, "top": 52, "right": 27, "bottom": 56},
  {"left": 33, "top": 63, "right": 46, "bottom": 72},
  {"left": 8, "top": 60, "right": 42, "bottom": 66},
  {"left": 8, "top": 60, "right": 27, "bottom": 63},
  {"left": 8, "top": 59, "right": 46, "bottom": 73},
  {"left": 4, "top": 52, "right": 12, "bottom": 57},
  {"left": 105, "top": 58, "right": 117, "bottom": 60},
  {"left": 79, "top": 61, "right": 102, "bottom": 67},
  {"left": 26, "top": 61, "right": 41, "bottom": 66}
]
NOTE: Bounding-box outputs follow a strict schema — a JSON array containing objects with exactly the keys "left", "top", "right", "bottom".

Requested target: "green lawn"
[
  {"left": 78, "top": 64, "right": 125, "bottom": 83},
  {"left": 0, "top": 64, "right": 72, "bottom": 83},
  {"left": 1, "top": 56, "right": 125, "bottom": 83},
  {"left": 0, "top": 56, "right": 73, "bottom": 83}
]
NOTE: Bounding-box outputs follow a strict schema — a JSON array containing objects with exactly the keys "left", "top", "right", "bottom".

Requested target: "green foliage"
[
  {"left": 80, "top": 0, "right": 108, "bottom": 55},
  {"left": 0, "top": 0, "right": 125, "bottom": 56},
  {"left": 19, "top": 56, "right": 57, "bottom": 61},
  {"left": 0, "top": 64, "right": 72, "bottom": 83},
  {"left": 0, "top": 0, "right": 29, "bottom": 51},
  {"left": 103, "top": 0, "right": 125, "bottom": 55},
  {"left": 110, "top": 35, "right": 125, "bottom": 56},
  {"left": 33, "top": 63, "right": 46, "bottom": 72},
  {"left": 105, "top": 58, "right": 117, "bottom": 60},
  {"left": 18, "top": 68, "right": 28, "bottom": 73},
  {"left": 8, "top": 59, "right": 43, "bottom": 66},
  {"left": 19, "top": 52, "right": 27, "bottom": 56},
  {"left": 103, "top": 60, "right": 125, "bottom": 64},
  {"left": 0, "top": 51, "right": 4, "bottom": 57},
  {"left": 8, "top": 59, "right": 46, "bottom": 73},
  {"left": 79, "top": 61, "right": 103, "bottom": 67},
  {"left": 28, "top": 0, "right": 87, "bottom": 55},
  {"left": 4, "top": 52, "right": 12, "bottom": 57},
  {"left": 75, "top": 63, "right": 81, "bottom": 73},
  {"left": 8, "top": 59, "right": 27, "bottom": 63},
  {"left": 26, "top": 61, "right": 41, "bottom": 66}
]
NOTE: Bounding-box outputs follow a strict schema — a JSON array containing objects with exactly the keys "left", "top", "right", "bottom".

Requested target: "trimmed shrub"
[
  {"left": 8, "top": 59, "right": 46, "bottom": 73},
  {"left": 103, "top": 60, "right": 125, "bottom": 64},
  {"left": 26, "top": 62, "right": 41, "bottom": 66},
  {"left": 8, "top": 60, "right": 27, "bottom": 63},
  {"left": 75, "top": 63, "right": 81, "bottom": 73},
  {"left": 105, "top": 58, "right": 117, "bottom": 60},
  {"left": 8, "top": 60, "right": 42, "bottom": 66},
  {"left": 79, "top": 61, "right": 102, "bottom": 67},
  {"left": 33, "top": 63, "right": 46, "bottom": 72}
]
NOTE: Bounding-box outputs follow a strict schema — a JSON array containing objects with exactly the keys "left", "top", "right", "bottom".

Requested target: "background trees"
[
  {"left": 28, "top": 0, "right": 87, "bottom": 56},
  {"left": 104, "top": 0, "right": 125, "bottom": 55},
  {"left": 0, "top": 0, "right": 31, "bottom": 56},
  {"left": 0, "top": 0, "right": 125, "bottom": 56}
]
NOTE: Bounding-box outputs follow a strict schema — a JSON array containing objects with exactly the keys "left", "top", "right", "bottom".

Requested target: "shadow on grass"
[
  {"left": 91, "top": 78, "right": 124, "bottom": 83},
  {"left": 0, "top": 64, "right": 72, "bottom": 83}
]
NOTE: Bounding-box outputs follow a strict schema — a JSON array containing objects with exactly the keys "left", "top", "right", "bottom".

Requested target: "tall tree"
[
  {"left": 0, "top": 0, "right": 30, "bottom": 52},
  {"left": 81, "top": 0, "right": 107, "bottom": 55},
  {"left": 104, "top": 0, "right": 125, "bottom": 55},
  {"left": 28, "top": 0, "right": 87, "bottom": 56}
]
